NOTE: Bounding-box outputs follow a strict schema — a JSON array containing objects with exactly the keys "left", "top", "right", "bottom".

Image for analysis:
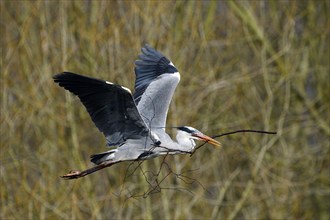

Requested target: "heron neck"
[{"left": 176, "top": 132, "right": 196, "bottom": 150}]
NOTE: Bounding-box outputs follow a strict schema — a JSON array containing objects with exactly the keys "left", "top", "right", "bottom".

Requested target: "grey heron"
[{"left": 54, "top": 45, "right": 221, "bottom": 179}]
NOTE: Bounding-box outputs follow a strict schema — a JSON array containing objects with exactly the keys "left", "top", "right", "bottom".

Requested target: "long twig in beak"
[
  {"left": 190, "top": 129, "right": 277, "bottom": 157},
  {"left": 212, "top": 130, "right": 277, "bottom": 139}
]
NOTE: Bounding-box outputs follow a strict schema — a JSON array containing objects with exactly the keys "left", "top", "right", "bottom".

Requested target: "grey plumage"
[
  {"left": 134, "top": 44, "right": 178, "bottom": 104},
  {"left": 53, "top": 45, "right": 221, "bottom": 179}
]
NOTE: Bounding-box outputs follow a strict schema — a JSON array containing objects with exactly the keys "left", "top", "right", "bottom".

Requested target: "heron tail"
[{"left": 90, "top": 149, "right": 117, "bottom": 165}]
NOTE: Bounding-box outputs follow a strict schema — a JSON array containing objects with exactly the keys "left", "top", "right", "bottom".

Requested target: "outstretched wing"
[
  {"left": 134, "top": 44, "right": 179, "bottom": 104},
  {"left": 53, "top": 72, "right": 149, "bottom": 146},
  {"left": 134, "top": 45, "right": 180, "bottom": 128}
]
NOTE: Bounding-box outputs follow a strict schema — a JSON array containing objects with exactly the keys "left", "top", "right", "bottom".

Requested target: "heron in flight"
[{"left": 54, "top": 45, "right": 221, "bottom": 179}]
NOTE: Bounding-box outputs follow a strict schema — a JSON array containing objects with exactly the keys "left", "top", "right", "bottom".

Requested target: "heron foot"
[
  {"left": 61, "top": 170, "right": 82, "bottom": 179},
  {"left": 60, "top": 162, "right": 116, "bottom": 180}
]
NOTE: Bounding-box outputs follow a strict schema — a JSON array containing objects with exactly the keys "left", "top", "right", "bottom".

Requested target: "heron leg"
[{"left": 61, "top": 161, "right": 116, "bottom": 180}]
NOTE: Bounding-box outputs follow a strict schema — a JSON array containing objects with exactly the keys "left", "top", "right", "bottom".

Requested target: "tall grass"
[{"left": 1, "top": 1, "right": 329, "bottom": 219}]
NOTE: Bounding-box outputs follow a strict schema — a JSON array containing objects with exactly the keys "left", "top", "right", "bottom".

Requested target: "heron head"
[{"left": 176, "top": 126, "right": 221, "bottom": 147}]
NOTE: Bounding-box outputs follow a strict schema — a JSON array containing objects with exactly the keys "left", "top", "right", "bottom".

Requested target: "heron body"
[{"left": 54, "top": 45, "right": 220, "bottom": 179}]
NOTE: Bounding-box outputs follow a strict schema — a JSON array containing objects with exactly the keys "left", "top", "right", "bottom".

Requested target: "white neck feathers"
[{"left": 176, "top": 130, "right": 196, "bottom": 150}]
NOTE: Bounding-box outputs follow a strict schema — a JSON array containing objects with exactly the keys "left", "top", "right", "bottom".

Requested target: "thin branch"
[
  {"left": 212, "top": 130, "right": 277, "bottom": 139},
  {"left": 191, "top": 129, "right": 277, "bottom": 157}
]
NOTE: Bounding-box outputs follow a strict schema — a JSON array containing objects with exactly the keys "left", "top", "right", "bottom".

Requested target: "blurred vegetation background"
[{"left": 1, "top": 0, "right": 329, "bottom": 219}]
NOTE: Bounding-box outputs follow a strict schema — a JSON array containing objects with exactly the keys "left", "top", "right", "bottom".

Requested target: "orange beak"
[{"left": 193, "top": 133, "right": 221, "bottom": 147}]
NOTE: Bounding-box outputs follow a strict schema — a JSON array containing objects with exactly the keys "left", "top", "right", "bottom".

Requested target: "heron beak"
[{"left": 193, "top": 133, "right": 221, "bottom": 147}]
